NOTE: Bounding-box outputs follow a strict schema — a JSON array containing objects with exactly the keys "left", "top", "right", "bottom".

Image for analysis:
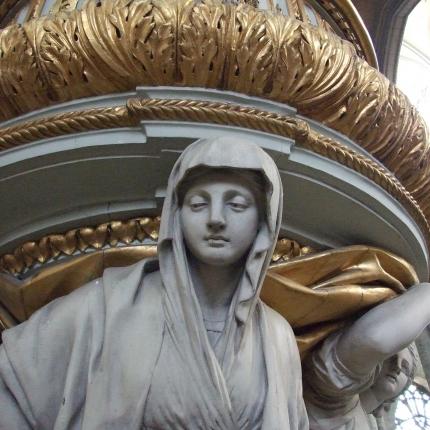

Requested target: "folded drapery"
[
  {"left": 0, "top": 244, "right": 418, "bottom": 357},
  {"left": 262, "top": 245, "right": 418, "bottom": 357}
]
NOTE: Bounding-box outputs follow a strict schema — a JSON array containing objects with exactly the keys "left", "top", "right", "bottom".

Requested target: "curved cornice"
[
  {"left": 0, "top": 0, "right": 428, "bottom": 228},
  {"left": 0, "top": 96, "right": 428, "bottom": 250}
]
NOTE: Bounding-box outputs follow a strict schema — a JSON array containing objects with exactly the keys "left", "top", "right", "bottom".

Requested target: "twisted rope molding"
[
  {"left": 0, "top": 97, "right": 428, "bottom": 250},
  {"left": 0, "top": 106, "right": 130, "bottom": 150},
  {"left": 0, "top": 217, "right": 314, "bottom": 276}
]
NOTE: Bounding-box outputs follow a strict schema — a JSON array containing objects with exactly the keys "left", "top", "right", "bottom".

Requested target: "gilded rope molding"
[
  {"left": 0, "top": 217, "right": 313, "bottom": 275},
  {"left": 0, "top": 99, "right": 298, "bottom": 149},
  {"left": 0, "top": 97, "right": 429, "bottom": 250},
  {"left": 0, "top": 106, "right": 130, "bottom": 150}
]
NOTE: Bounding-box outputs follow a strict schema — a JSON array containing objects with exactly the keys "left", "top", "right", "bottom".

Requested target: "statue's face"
[
  {"left": 180, "top": 171, "right": 261, "bottom": 267},
  {"left": 371, "top": 348, "right": 414, "bottom": 402}
]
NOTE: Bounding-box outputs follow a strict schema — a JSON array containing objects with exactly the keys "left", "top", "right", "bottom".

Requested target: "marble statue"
[
  {"left": 0, "top": 137, "right": 308, "bottom": 429},
  {"left": 303, "top": 280, "right": 430, "bottom": 429}
]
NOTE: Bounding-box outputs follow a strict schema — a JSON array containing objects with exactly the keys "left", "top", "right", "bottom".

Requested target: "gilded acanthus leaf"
[
  {"left": 0, "top": 24, "right": 49, "bottom": 118},
  {"left": 293, "top": 25, "right": 356, "bottom": 113},
  {"left": 224, "top": 4, "right": 274, "bottom": 95},
  {"left": 37, "top": 12, "right": 88, "bottom": 101},
  {"left": 179, "top": 0, "right": 228, "bottom": 87},
  {"left": 323, "top": 61, "right": 388, "bottom": 144},
  {"left": 0, "top": 0, "right": 427, "bottom": 223}
]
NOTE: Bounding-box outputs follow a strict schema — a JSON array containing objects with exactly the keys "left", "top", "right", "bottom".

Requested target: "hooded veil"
[
  {"left": 0, "top": 137, "right": 308, "bottom": 430},
  {"left": 148, "top": 136, "right": 306, "bottom": 429}
]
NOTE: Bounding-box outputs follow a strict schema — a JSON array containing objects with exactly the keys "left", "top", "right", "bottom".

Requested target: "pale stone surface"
[
  {"left": 0, "top": 137, "right": 308, "bottom": 429},
  {"left": 303, "top": 281, "right": 430, "bottom": 429}
]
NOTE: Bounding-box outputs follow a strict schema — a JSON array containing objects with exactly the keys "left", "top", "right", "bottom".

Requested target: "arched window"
[
  {"left": 396, "top": 0, "right": 430, "bottom": 128},
  {"left": 396, "top": 384, "right": 430, "bottom": 429}
]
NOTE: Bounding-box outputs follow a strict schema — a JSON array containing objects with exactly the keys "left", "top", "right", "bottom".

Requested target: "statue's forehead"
[{"left": 179, "top": 139, "right": 271, "bottom": 171}]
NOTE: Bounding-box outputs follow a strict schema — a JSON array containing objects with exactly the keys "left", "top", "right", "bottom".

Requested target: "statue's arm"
[{"left": 336, "top": 282, "right": 430, "bottom": 376}]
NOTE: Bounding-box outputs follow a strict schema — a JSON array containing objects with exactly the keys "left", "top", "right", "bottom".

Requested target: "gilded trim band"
[
  {"left": 0, "top": 97, "right": 429, "bottom": 260},
  {"left": 0, "top": 97, "right": 428, "bottom": 248},
  {"left": 0, "top": 217, "right": 314, "bottom": 276}
]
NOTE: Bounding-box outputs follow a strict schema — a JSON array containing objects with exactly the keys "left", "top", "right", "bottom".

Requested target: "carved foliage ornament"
[
  {"left": 0, "top": 0, "right": 428, "bottom": 220},
  {"left": 0, "top": 217, "right": 314, "bottom": 276}
]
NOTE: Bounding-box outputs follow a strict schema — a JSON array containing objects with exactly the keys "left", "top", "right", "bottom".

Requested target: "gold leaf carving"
[
  {"left": 288, "top": 25, "right": 356, "bottom": 113},
  {"left": 37, "top": 13, "right": 88, "bottom": 101},
  {"left": 0, "top": 0, "right": 427, "bottom": 233},
  {"left": 319, "top": 0, "right": 377, "bottom": 67},
  {"left": 272, "top": 238, "right": 313, "bottom": 262},
  {"left": 31, "top": 0, "right": 176, "bottom": 101},
  {"left": 178, "top": 0, "right": 228, "bottom": 87},
  {"left": 0, "top": 24, "right": 49, "bottom": 118},
  {"left": 322, "top": 61, "right": 388, "bottom": 144},
  {"left": 0, "top": 215, "right": 312, "bottom": 276},
  {"left": 0, "top": 217, "right": 162, "bottom": 276},
  {"left": 50, "top": 0, "right": 79, "bottom": 14},
  {"left": 223, "top": 4, "right": 274, "bottom": 95}
]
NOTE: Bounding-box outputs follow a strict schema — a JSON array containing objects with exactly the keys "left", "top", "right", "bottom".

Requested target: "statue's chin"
[{"left": 192, "top": 251, "right": 240, "bottom": 267}]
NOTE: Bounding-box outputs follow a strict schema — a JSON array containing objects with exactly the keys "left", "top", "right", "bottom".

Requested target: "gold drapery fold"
[
  {"left": 262, "top": 246, "right": 418, "bottom": 356},
  {"left": 0, "top": 245, "right": 418, "bottom": 357}
]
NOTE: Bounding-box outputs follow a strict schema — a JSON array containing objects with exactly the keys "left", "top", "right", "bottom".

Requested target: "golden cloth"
[{"left": 0, "top": 245, "right": 418, "bottom": 357}]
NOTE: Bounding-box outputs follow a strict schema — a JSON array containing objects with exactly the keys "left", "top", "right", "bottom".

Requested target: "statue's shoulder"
[
  {"left": 260, "top": 300, "right": 293, "bottom": 328},
  {"left": 101, "top": 258, "right": 161, "bottom": 300},
  {"left": 259, "top": 300, "right": 295, "bottom": 342},
  {"left": 3, "top": 259, "right": 161, "bottom": 344}
]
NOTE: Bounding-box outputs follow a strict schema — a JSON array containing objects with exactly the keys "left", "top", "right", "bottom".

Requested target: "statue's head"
[
  {"left": 372, "top": 346, "right": 417, "bottom": 402},
  {"left": 160, "top": 136, "right": 282, "bottom": 261},
  {"left": 361, "top": 345, "right": 417, "bottom": 415},
  {"left": 158, "top": 136, "right": 283, "bottom": 321},
  {"left": 178, "top": 167, "right": 265, "bottom": 267}
]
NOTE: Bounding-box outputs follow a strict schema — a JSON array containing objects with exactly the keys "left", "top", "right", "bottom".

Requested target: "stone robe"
[{"left": 304, "top": 331, "right": 380, "bottom": 430}]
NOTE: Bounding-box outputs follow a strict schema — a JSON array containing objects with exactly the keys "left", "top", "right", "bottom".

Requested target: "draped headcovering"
[
  {"left": 157, "top": 136, "right": 285, "bottom": 427},
  {"left": 159, "top": 136, "right": 283, "bottom": 323}
]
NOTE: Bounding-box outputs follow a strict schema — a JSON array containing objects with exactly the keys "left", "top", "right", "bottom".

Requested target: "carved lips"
[{"left": 205, "top": 235, "right": 230, "bottom": 248}]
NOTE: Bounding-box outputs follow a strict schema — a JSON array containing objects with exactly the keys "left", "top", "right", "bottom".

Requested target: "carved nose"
[
  {"left": 392, "top": 356, "right": 402, "bottom": 374},
  {"left": 208, "top": 206, "right": 226, "bottom": 231},
  {"left": 207, "top": 218, "right": 226, "bottom": 231}
]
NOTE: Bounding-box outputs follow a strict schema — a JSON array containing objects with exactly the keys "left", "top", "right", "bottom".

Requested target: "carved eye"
[
  {"left": 227, "top": 196, "right": 249, "bottom": 211},
  {"left": 401, "top": 359, "right": 411, "bottom": 375},
  {"left": 190, "top": 202, "right": 207, "bottom": 211},
  {"left": 188, "top": 196, "right": 208, "bottom": 211}
]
